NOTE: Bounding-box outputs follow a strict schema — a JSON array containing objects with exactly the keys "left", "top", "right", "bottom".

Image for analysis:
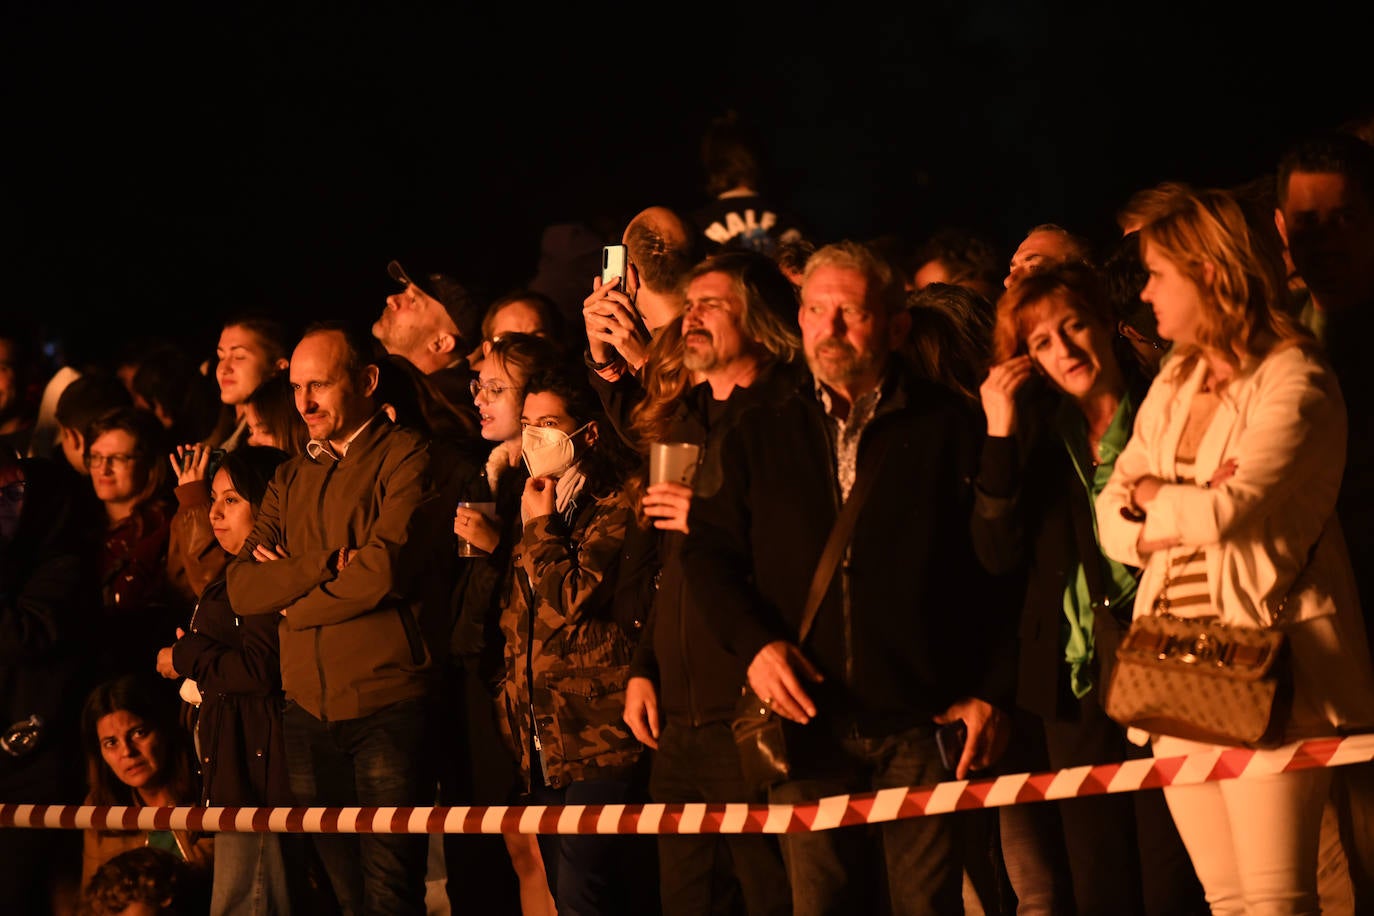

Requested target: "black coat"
[
  {"left": 0, "top": 457, "right": 102, "bottom": 803},
  {"left": 969, "top": 375, "right": 1148, "bottom": 721},
  {"left": 683, "top": 360, "right": 1013, "bottom": 741},
  {"left": 623, "top": 361, "right": 806, "bottom": 726},
  {"left": 172, "top": 575, "right": 292, "bottom": 807}
]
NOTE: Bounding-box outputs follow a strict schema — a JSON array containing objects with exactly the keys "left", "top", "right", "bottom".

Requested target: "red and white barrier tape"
[{"left": 4, "top": 733, "right": 1371, "bottom": 835}]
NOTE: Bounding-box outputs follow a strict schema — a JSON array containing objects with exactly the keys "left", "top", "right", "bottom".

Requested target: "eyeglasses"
[
  {"left": 470, "top": 379, "right": 520, "bottom": 400},
  {"left": 85, "top": 453, "right": 141, "bottom": 470},
  {"left": 0, "top": 481, "right": 24, "bottom": 505}
]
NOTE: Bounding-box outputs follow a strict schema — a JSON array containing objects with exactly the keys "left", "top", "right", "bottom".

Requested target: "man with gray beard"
[{"left": 683, "top": 240, "right": 1013, "bottom": 916}]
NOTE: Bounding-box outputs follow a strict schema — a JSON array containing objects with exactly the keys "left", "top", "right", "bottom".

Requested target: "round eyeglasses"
[{"left": 470, "top": 379, "right": 519, "bottom": 400}]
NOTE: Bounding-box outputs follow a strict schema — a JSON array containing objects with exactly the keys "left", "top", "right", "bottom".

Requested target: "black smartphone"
[
  {"left": 205, "top": 448, "right": 227, "bottom": 481},
  {"left": 936, "top": 720, "right": 968, "bottom": 773}
]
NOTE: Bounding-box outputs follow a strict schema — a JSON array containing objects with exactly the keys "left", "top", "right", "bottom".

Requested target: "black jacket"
[
  {"left": 682, "top": 359, "right": 1012, "bottom": 740},
  {"left": 624, "top": 360, "right": 805, "bottom": 726},
  {"left": 0, "top": 457, "right": 102, "bottom": 803},
  {"left": 172, "top": 574, "right": 292, "bottom": 807},
  {"left": 970, "top": 373, "right": 1149, "bottom": 720}
]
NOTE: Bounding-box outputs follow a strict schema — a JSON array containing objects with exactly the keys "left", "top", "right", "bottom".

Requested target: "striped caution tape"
[{"left": 4, "top": 733, "right": 1371, "bottom": 835}]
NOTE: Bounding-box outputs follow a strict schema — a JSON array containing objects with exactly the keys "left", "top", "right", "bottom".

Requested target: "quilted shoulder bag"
[
  {"left": 1104, "top": 544, "right": 1294, "bottom": 748},
  {"left": 732, "top": 439, "right": 887, "bottom": 793}
]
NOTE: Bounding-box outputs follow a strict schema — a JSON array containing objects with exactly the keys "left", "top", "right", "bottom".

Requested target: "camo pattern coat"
[{"left": 496, "top": 487, "right": 641, "bottom": 791}]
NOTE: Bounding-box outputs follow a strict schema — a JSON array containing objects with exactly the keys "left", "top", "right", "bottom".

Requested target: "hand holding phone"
[
  {"left": 601, "top": 244, "right": 631, "bottom": 301},
  {"left": 936, "top": 720, "right": 968, "bottom": 773},
  {"left": 585, "top": 243, "right": 653, "bottom": 371}
]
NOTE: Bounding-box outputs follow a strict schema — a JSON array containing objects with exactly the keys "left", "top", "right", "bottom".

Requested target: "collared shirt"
[
  {"left": 814, "top": 377, "right": 884, "bottom": 501},
  {"left": 305, "top": 409, "right": 386, "bottom": 462}
]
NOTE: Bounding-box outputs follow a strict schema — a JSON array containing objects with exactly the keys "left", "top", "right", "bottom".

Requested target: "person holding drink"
[
  {"left": 446, "top": 332, "right": 564, "bottom": 916},
  {"left": 619, "top": 250, "right": 804, "bottom": 916}
]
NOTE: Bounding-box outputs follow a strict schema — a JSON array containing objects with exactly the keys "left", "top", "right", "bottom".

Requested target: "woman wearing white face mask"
[{"left": 494, "top": 359, "right": 657, "bottom": 916}]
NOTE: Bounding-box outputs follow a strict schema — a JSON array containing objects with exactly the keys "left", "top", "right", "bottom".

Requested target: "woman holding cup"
[{"left": 449, "top": 331, "right": 564, "bottom": 916}]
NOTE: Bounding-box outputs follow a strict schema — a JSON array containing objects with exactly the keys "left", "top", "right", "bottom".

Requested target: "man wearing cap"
[{"left": 375, "top": 260, "right": 482, "bottom": 409}]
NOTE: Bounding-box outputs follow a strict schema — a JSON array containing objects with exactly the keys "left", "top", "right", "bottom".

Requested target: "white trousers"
[{"left": 1154, "top": 734, "right": 1331, "bottom": 915}]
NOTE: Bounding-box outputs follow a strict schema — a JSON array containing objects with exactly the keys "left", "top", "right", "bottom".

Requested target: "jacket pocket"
[{"left": 535, "top": 666, "right": 640, "bottom": 782}]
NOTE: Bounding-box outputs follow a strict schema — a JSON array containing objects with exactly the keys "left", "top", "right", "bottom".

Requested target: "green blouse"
[{"left": 1057, "top": 390, "right": 1139, "bottom": 698}]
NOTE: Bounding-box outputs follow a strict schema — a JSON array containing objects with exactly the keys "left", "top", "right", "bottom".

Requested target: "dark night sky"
[{"left": 4, "top": 3, "right": 1369, "bottom": 368}]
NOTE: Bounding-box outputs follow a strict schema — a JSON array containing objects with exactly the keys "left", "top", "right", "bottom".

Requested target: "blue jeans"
[
  {"left": 283, "top": 697, "right": 432, "bottom": 916},
  {"left": 211, "top": 831, "right": 294, "bottom": 916},
  {"left": 768, "top": 723, "right": 960, "bottom": 916},
  {"left": 523, "top": 759, "right": 658, "bottom": 916}
]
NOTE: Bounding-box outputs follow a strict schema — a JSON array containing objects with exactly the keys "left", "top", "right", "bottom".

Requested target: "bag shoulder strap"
[{"left": 797, "top": 437, "right": 889, "bottom": 643}]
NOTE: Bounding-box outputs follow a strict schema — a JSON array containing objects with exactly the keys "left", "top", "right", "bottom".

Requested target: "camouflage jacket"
[{"left": 496, "top": 486, "right": 641, "bottom": 791}]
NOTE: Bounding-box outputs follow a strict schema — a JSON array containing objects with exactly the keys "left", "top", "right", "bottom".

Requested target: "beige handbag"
[{"left": 1104, "top": 546, "right": 1292, "bottom": 748}]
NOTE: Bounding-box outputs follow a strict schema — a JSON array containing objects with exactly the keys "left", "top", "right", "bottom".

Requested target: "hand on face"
[
  {"left": 979, "top": 355, "right": 1038, "bottom": 437},
  {"left": 521, "top": 475, "right": 557, "bottom": 521}
]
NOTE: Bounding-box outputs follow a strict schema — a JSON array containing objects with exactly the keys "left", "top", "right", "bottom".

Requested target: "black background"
[{"left": 5, "top": 3, "right": 1369, "bottom": 368}]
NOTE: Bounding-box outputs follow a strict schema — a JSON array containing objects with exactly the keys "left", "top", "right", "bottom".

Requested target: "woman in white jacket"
[{"left": 1096, "top": 183, "right": 1374, "bottom": 915}]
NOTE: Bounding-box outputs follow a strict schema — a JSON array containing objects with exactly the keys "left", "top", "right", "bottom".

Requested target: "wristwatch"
[{"left": 583, "top": 348, "right": 620, "bottom": 372}]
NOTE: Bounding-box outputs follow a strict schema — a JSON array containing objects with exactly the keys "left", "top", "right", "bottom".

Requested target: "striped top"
[
  {"left": 1157, "top": 397, "right": 1215, "bottom": 616},
  {"left": 1156, "top": 543, "right": 1210, "bottom": 616}
]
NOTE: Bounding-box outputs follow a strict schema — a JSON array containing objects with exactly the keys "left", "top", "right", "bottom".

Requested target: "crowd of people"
[{"left": 1, "top": 115, "right": 1373, "bottom": 916}]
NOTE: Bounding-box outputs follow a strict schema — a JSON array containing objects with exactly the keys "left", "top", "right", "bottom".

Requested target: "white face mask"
[{"left": 521, "top": 422, "right": 590, "bottom": 478}]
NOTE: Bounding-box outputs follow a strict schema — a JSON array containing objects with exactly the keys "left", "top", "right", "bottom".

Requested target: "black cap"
[{"left": 387, "top": 260, "right": 481, "bottom": 348}]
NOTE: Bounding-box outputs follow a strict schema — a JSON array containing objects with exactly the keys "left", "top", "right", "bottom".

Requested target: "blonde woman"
[{"left": 1096, "top": 184, "right": 1374, "bottom": 914}]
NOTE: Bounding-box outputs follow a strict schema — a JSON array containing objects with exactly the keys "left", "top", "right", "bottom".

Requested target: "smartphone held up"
[
  {"left": 600, "top": 244, "right": 651, "bottom": 343},
  {"left": 601, "top": 244, "right": 631, "bottom": 299}
]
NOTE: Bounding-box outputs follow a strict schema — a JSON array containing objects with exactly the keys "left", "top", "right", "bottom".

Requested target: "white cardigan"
[{"left": 1096, "top": 344, "right": 1374, "bottom": 738}]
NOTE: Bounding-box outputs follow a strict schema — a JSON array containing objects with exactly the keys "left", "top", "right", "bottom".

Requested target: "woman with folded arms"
[{"left": 1096, "top": 183, "right": 1374, "bottom": 914}]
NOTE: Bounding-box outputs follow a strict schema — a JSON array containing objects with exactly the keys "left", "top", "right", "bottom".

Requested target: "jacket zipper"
[
  {"left": 519, "top": 565, "right": 550, "bottom": 787},
  {"left": 316, "top": 459, "right": 337, "bottom": 721}
]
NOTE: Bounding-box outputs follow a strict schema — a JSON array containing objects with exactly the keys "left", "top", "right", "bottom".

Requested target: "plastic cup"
[
  {"left": 456, "top": 501, "right": 498, "bottom": 557},
  {"left": 649, "top": 442, "right": 701, "bottom": 486}
]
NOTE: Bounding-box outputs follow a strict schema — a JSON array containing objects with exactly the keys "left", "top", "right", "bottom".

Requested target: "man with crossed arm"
[{"left": 227, "top": 320, "right": 443, "bottom": 916}]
